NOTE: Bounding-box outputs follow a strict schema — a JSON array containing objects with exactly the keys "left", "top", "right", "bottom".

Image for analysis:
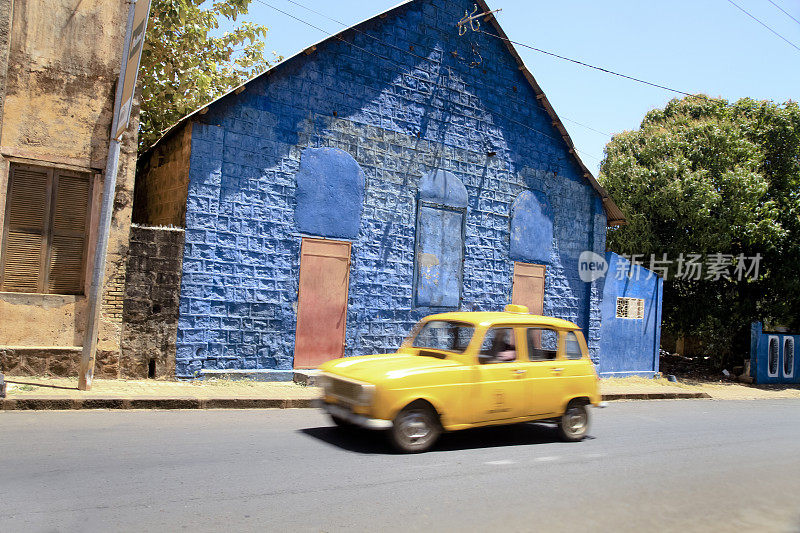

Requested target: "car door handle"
[
  {"left": 513, "top": 369, "right": 527, "bottom": 374},
  {"left": 551, "top": 368, "right": 564, "bottom": 373}
]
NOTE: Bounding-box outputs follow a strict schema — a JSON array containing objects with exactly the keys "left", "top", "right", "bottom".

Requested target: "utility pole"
[{"left": 79, "top": 0, "right": 151, "bottom": 390}]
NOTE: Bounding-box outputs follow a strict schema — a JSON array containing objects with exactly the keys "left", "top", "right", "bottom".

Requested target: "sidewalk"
[
  {"left": 0, "top": 377, "right": 321, "bottom": 410},
  {"left": 605, "top": 376, "right": 800, "bottom": 401},
  {"left": 600, "top": 377, "right": 711, "bottom": 400},
  {"left": 2, "top": 375, "right": 798, "bottom": 411}
]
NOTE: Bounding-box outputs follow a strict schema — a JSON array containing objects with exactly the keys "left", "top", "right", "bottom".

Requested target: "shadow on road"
[
  {"left": 301, "top": 426, "right": 394, "bottom": 454},
  {"left": 300, "top": 422, "right": 573, "bottom": 454}
]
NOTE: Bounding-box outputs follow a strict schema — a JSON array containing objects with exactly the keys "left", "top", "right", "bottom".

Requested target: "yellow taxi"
[
  {"left": 316, "top": 305, "right": 602, "bottom": 452},
  {"left": 316, "top": 305, "right": 601, "bottom": 452}
]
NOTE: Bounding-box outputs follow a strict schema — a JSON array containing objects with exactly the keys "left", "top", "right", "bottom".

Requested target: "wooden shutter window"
[
  {"left": 48, "top": 173, "right": 90, "bottom": 293},
  {"left": 1, "top": 164, "right": 91, "bottom": 294},
  {"left": 1, "top": 165, "right": 51, "bottom": 292}
]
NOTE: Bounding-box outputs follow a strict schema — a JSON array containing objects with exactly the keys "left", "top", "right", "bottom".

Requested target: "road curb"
[
  {"left": 1, "top": 397, "right": 317, "bottom": 410},
  {"left": 602, "top": 392, "right": 711, "bottom": 401},
  {"left": 1, "top": 392, "right": 713, "bottom": 410}
]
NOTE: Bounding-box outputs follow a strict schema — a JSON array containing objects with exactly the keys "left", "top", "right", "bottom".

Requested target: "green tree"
[
  {"left": 600, "top": 96, "right": 800, "bottom": 365},
  {"left": 139, "top": 0, "right": 278, "bottom": 148}
]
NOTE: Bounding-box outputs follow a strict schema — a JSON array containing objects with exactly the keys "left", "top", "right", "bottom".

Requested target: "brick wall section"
[
  {"left": 120, "top": 225, "right": 184, "bottom": 379},
  {"left": 142, "top": 0, "right": 609, "bottom": 377},
  {"left": 101, "top": 260, "right": 126, "bottom": 322},
  {"left": 133, "top": 123, "right": 193, "bottom": 227}
]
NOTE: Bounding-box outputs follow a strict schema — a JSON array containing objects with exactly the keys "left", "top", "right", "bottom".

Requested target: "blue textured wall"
[
  {"left": 750, "top": 322, "right": 799, "bottom": 384},
  {"left": 597, "top": 252, "right": 663, "bottom": 377},
  {"left": 415, "top": 205, "right": 464, "bottom": 307},
  {"left": 173, "top": 0, "right": 608, "bottom": 377},
  {"left": 414, "top": 169, "right": 466, "bottom": 307},
  {"left": 419, "top": 169, "right": 468, "bottom": 208},
  {"left": 295, "top": 147, "right": 364, "bottom": 239},
  {"left": 510, "top": 190, "right": 553, "bottom": 264}
]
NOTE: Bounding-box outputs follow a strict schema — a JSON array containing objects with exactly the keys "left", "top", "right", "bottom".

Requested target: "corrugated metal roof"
[{"left": 141, "top": 0, "right": 625, "bottom": 226}]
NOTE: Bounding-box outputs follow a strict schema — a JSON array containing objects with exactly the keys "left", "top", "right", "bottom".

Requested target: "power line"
[
  {"left": 250, "top": 0, "right": 603, "bottom": 162},
  {"left": 559, "top": 116, "right": 611, "bottom": 138},
  {"left": 726, "top": 0, "right": 800, "bottom": 52},
  {"left": 283, "top": 0, "right": 440, "bottom": 67},
  {"left": 477, "top": 29, "right": 696, "bottom": 97},
  {"left": 766, "top": 0, "right": 800, "bottom": 27},
  {"left": 271, "top": 0, "right": 613, "bottom": 141}
]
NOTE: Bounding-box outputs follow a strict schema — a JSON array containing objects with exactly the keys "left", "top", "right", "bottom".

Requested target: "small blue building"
[
  {"left": 134, "top": 0, "right": 649, "bottom": 380},
  {"left": 750, "top": 322, "right": 798, "bottom": 384},
  {"left": 597, "top": 253, "right": 663, "bottom": 377}
]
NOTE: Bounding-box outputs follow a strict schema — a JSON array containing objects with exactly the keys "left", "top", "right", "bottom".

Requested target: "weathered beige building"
[{"left": 0, "top": 0, "right": 137, "bottom": 377}]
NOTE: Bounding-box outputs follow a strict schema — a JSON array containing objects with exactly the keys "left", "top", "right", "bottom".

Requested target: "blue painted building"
[
  {"left": 750, "top": 322, "right": 799, "bottom": 384},
  {"left": 597, "top": 253, "right": 663, "bottom": 377},
  {"left": 134, "top": 0, "right": 634, "bottom": 379}
]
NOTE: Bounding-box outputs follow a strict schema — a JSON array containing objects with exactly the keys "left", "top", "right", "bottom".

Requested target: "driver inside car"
[{"left": 493, "top": 329, "right": 516, "bottom": 361}]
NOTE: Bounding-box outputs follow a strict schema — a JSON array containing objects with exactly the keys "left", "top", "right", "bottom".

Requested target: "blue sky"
[{"left": 225, "top": 0, "right": 800, "bottom": 173}]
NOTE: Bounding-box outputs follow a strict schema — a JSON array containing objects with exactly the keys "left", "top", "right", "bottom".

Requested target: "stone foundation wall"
[
  {"left": 120, "top": 225, "right": 184, "bottom": 379},
  {"left": 0, "top": 346, "right": 122, "bottom": 378},
  {"left": 1, "top": 347, "right": 80, "bottom": 375}
]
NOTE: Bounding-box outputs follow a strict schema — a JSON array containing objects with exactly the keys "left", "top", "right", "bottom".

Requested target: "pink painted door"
[
  {"left": 294, "top": 238, "right": 351, "bottom": 368},
  {"left": 512, "top": 262, "right": 545, "bottom": 315}
]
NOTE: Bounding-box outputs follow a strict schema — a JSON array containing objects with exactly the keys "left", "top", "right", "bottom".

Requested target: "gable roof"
[{"left": 143, "top": 0, "right": 625, "bottom": 226}]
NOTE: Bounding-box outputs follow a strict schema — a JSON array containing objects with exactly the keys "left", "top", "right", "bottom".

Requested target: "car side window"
[
  {"left": 564, "top": 331, "right": 584, "bottom": 360},
  {"left": 480, "top": 328, "right": 517, "bottom": 363},
  {"left": 527, "top": 328, "right": 559, "bottom": 361},
  {"left": 411, "top": 320, "right": 475, "bottom": 354}
]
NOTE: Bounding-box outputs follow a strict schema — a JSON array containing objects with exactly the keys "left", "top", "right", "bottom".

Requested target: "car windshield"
[{"left": 407, "top": 320, "right": 475, "bottom": 356}]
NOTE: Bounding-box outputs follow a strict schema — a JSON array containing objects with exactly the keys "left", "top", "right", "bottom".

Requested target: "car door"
[
  {"left": 520, "top": 326, "right": 565, "bottom": 417},
  {"left": 557, "top": 329, "right": 596, "bottom": 400},
  {"left": 472, "top": 327, "right": 527, "bottom": 422}
]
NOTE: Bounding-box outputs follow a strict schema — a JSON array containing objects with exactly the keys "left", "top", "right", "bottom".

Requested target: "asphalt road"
[{"left": 2, "top": 400, "right": 800, "bottom": 533}]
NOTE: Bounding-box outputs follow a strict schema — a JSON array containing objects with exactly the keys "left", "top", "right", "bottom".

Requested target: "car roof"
[{"left": 423, "top": 311, "right": 580, "bottom": 330}]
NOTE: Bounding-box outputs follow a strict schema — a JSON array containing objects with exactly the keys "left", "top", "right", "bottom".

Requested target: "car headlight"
[
  {"left": 357, "top": 383, "right": 375, "bottom": 406},
  {"left": 318, "top": 373, "right": 376, "bottom": 406}
]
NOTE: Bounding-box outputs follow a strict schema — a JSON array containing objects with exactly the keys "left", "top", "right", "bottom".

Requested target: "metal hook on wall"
[
  {"left": 458, "top": 4, "right": 479, "bottom": 35},
  {"left": 457, "top": 4, "right": 502, "bottom": 35}
]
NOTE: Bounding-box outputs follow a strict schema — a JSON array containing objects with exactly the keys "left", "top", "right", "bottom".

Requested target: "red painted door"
[
  {"left": 512, "top": 262, "right": 545, "bottom": 315},
  {"left": 294, "top": 238, "right": 351, "bottom": 368}
]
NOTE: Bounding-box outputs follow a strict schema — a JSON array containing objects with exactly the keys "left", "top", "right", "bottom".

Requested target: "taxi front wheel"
[
  {"left": 390, "top": 404, "right": 441, "bottom": 453},
  {"left": 557, "top": 403, "right": 589, "bottom": 442},
  {"left": 330, "top": 414, "right": 353, "bottom": 428}
]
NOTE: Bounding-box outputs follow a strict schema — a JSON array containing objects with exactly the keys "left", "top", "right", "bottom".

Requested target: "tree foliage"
[
  {"left": 600, "top": 96, "right": 800, "bottom": 364},
  {"left": 139, "top": 0, "right": 278, "bottom": 148}
]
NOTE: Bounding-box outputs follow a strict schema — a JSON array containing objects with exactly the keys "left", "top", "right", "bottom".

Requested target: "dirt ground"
[{"left": 604, "top": 375, "right": 800, "bottom": 400}]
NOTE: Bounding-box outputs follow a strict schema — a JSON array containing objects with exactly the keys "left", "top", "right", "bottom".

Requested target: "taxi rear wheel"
[
  {"left": 390, "top": 404, "right": 441, "bottom": 453},
  {"left": 557, "top": 402, "right": 589, "bottom": 442}
]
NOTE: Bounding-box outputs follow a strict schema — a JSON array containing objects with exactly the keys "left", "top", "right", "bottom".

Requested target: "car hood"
[{"left": 319, "top": 353, "right": 459, "bottom": 382}]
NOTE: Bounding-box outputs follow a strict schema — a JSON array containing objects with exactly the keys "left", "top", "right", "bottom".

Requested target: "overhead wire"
[
  {"left": 283, "top": 0, "right": 437, "bottom": 66},
  {"left": 475, "top": 29, "right": 697, "bottom": 97},
  {"left": 250, "top": 0, "right": 604, "bottom": 162},
  {"left": 283, "top": 0, "right": 619, "bottom": 140},
  {"left": 725, "top": 0, "right": 800, "bottom": 52},
  {"left": 559, "top": 117, "right": 611, "bottom": 138},
  {"left": 766, "top": 0, "right": 800, "bottom": 26}
]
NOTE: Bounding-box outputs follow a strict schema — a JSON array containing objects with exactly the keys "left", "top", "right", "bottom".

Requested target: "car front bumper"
[{"left": 315, "top": 400, "right": 393, "bottom": 429}]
